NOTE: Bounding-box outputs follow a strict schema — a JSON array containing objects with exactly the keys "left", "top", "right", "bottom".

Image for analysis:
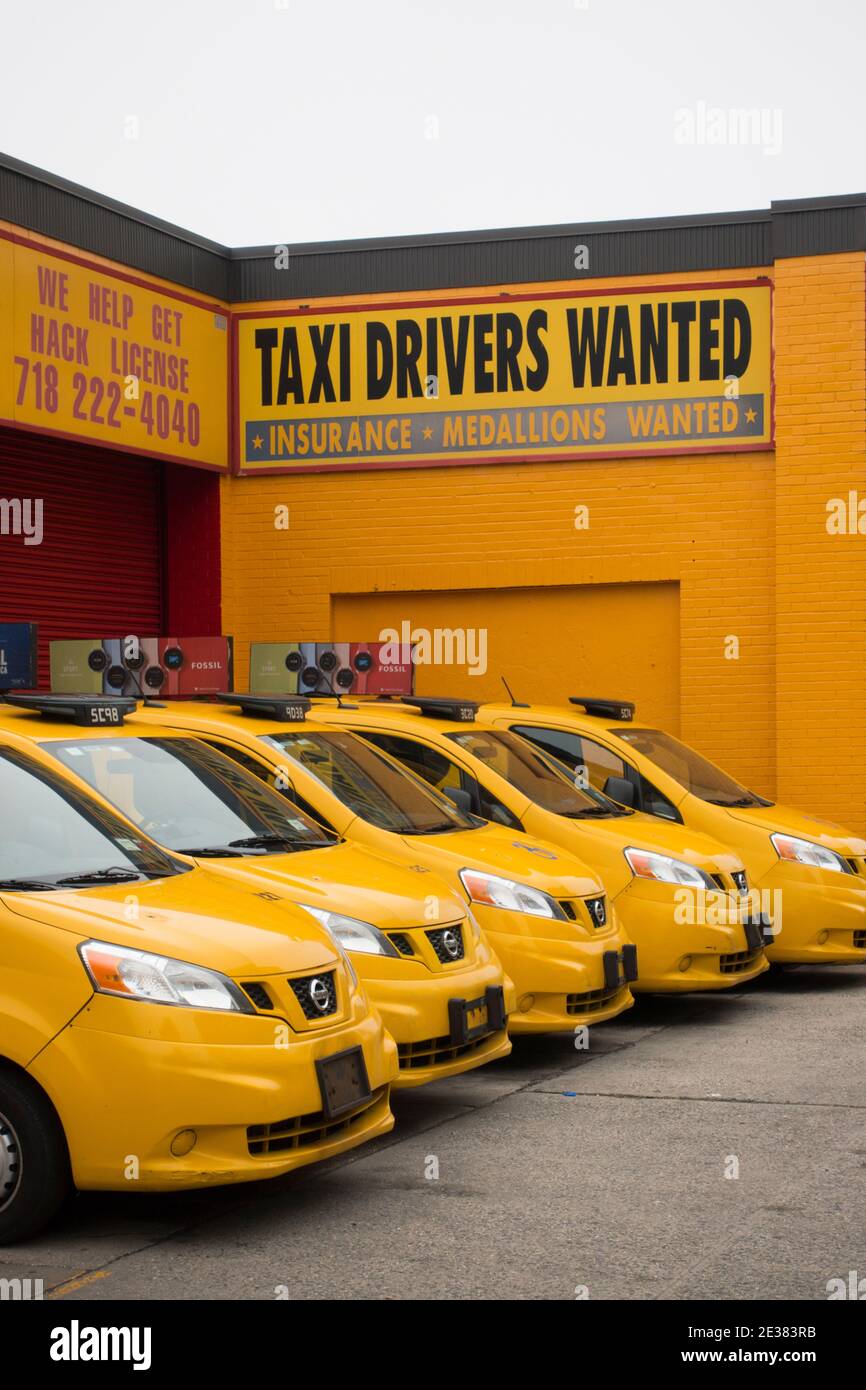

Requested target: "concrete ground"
[{"left": 4, "top": 963, "right": 865, "bottom": 1301}]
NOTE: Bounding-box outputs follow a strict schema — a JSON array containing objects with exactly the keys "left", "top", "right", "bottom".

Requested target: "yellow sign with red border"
[
  {"left": 0, "top": 229, "right": 229, "bottom": 471},
  {"left": 234, "top": 279, "right": 772, "bottom": 474}
]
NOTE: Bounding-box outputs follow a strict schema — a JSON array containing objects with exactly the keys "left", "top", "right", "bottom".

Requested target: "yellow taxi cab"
[
  {"left": 483, "top": 695, "right": 866, "bottom": 966},
  {"left": 0, "top": 698, "right": 398, "bottom": 1243},
  {"left": 130, "top": 693, "right": 639, "bottom": 1034},
  {"left": 1, "top": 694, "right": 512, "bottom": 1089},
  {"left": 311, "top": 696, "right": 772, "bottom": 994}
]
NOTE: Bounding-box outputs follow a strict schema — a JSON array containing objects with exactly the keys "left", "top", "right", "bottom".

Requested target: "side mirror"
[
  {"left": 444, "top": 786, "right": 473, "bottom": 814},
  {"left": 604, "top": 775, "right": 635, "bottom": 807}
]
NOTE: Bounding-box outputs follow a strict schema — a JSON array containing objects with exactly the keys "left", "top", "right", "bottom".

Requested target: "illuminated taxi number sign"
[
  {"left": 279, "top": 704, "right": 307, "bottom": 721},
  {"left": 88, "top": 706, "right": 122, "bottom": 725}
]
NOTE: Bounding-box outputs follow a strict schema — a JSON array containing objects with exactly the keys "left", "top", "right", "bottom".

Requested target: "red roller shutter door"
[{"left": 0, "top": 429, "right": 163, "bottom": 688}]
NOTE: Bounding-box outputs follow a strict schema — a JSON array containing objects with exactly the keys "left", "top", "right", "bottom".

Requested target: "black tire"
[{"left": 0, "top": 1069, "right": 72, "bottom": 1244}]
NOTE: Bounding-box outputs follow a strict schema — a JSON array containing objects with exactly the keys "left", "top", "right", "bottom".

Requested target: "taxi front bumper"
[
  {"left": 756, "top": 863, "right": 866, "bottom": 964},
  {"left": 358, "top": 957, "right": 514, "bottom": 1087},
  {"left": 614, "top": 881, "right": 770, "bottom": 991},
  {"left": 473, "top": 908, "right": 637, "bottom": 1032},
  {"left": 28, "top": 990, "right": 397, "bottom": 1191}
]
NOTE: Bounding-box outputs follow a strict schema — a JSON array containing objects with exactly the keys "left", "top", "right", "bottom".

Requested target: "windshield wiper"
[
  {"left": 397, "top": 821, "right": 464, "bottom": 836},
  {"left": 564, "top": 806, "right": 621, "bottom": 819},
  {"left": 228, "top": 833, "right": 337, "bottom": 850},
  {"left": 705, "top": 796, "right": 756, "bottom": 808},
  {"left": 0, "top": 877, "right": 62, "bottom": 891},
  {"left": 176, "top": 845, "right": 261, "bottom": 857},
  {"left": 55, "top": 867, "right": 144, "bottom": 886}
]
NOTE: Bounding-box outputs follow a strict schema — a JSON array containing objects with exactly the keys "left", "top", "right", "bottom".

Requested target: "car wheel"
[{"left": 0, "top": 1070, "right": 72, "bottom": 1244}]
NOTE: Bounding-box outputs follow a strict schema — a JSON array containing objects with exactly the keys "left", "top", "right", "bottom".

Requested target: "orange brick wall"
[
  {"left": 774, "top": 253, "right": 866, "bottom": 829},
  {"left": 219, "top": 256, "right": 866, "bottom": 831}
]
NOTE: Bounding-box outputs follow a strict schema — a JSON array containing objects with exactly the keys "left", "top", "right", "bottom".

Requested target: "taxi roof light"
[
  {"left": 569, "top": 696, "right": 635, "bottom": 721},
  {"left": 403, "top": 697, "right": 479, "bottom": 722},
  {"left": 215, "top": 691, "right": 311, "bottom": 722},
  {"left": 2, "top": 693, "right": 136, "bottom": 727}
]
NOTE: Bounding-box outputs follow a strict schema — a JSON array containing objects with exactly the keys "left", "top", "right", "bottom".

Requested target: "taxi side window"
[
  {"left": 469, "top": 775, "right": 522, "bottom": 829},
  {"left": 200, "top": 739, "right": 338, "bottom": 833},
  {"left": 576, "top": 735, "right": 630, "bottom": 791},
  {"left": 511, "top": 724, "right": 583, "bottom": 773},
  {"left": 361, "top": 732, "right": 459, "bottom": 792},
  {"left": 363, "top": 731, "right": 522, "bottom": 828},
  {"left": 579, "top": 734, "right": 681, "bottom": 821},
  {"left": 636, "top": 775, "right": 681, "bottom": 822}
]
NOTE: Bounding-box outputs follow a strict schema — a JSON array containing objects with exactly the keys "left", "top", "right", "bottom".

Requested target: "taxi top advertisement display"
[
  {"left": 49, "top": 636, "right": 234, "bottom": 697},
  {"left": 0, "top": 227, "right": 230, "bottom": 471},
  {"left": 234, "top": 279, "right": 772, "bottom": 475},
  {"left": 250, "top": 641, "right": 414, "bottom": 696},
  {"left": 0, "top": 622, "right": 38, "bottom": 690}
]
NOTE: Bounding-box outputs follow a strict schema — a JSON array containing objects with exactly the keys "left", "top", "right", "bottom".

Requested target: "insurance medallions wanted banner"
[{"left": 234, "top": 279, "right": 772, "bottom": 474}]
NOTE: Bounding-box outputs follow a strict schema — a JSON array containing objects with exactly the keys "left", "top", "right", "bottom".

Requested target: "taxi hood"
[
  {"left": 203, "top": 841, "right": 468, "bottom": 930},
  {"left": 723, "top": 801, "right": 866, "bottom": 856},
  {"left": 407, "top": 823, "right": 604, "bottom": 898},
  {"left": 569, "top": 808, "right": 746, "bottom": 875},
  {"left": 2, "top": 864, "right": 341, "bottom": 977}
]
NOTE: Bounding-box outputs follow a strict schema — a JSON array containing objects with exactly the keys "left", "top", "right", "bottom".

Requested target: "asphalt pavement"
[{"left": 3, "top": 963, "right": 864, "bottom": 1301}]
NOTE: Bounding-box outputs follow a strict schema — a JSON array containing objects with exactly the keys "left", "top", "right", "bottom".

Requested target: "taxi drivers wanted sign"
[{"left": 234, "top": 279, "right": 772, "bottom": 474}]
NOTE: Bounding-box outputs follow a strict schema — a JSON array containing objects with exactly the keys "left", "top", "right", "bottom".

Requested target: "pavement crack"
[{"left": 530, "top": 1089, "right": 866, "bottom": 1109}]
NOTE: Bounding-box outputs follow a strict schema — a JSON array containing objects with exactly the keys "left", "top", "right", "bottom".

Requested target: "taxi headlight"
[
  {"left": 770, "top": 834, "right": 852, "bottom": 874},
  {"left": 624, "top": 848, "right": 717, "bottom": 890},
  {"left": 79, "top": 940, "right": 255, "bottom": 1012},
  {"left": 298, "top": 905, "right": 401, "bottom": 956},
  {"left": 459, "top": 869, "right": 565, "bottom": 919}
]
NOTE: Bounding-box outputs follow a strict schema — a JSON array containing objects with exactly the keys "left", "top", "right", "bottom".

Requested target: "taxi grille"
[
  {"left": 242, "top": 982, "right": 274, "bottom": 1011},
  {"left": 854, "top": 930, "right": 866, "bottom": 949},
  {"left": 247, "top": 1087, "right": 387, "bottom": 1155},
  {"left": 397, "top": 1031, "right": 496, "bottom": 1071},
  {"left": 584, "top": 895, "right": 607, "bottom": 928},
  {"left": 289, "top": 971, "right": 337, "bottom": 1019},
  {"left": 719, "top": 948, "right": 762, "bottom": 975},
  {"left": 426, "top": 924, "right": 465, "bottom": 963},
  {"left": 566, "top": 985, "right": 624, "bottom": 1015},
  {"left": 388, "top": 932, "right": 415, "bottom": 956}
]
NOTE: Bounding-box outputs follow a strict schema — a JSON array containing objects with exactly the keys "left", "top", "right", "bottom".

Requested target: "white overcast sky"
[{"left": 0, "top": 0, "right": 862, "bottom": 247}]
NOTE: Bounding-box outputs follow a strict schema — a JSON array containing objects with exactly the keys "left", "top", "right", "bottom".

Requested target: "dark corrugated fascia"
[
  {"left": 231, "top": 204, "right": 771, "bottom": 260},
  {"left": 2, "top": 150, "right": 865, "bottom": 300},
  {"left": 770, "top": 191, "right": 866, "bottom": 260},
  {"left": 0, "top": 151, "right": 231, "bottom": 300},
  {"left": 228, "top": 206, "right": 773, "bottom": 300}
]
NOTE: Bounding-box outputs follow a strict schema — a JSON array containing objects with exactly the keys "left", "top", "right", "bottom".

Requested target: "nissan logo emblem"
[
  {"left": 441, "top": 929, "right": 461, "bottom": 959},
  {"left": 308, "top": 977, "right": 331, "bottom": 1012},
  {"left": 592, "top": 899, "right": 606, "bottom": 925}
]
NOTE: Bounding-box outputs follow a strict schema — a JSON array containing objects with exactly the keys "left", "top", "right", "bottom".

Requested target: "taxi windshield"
[
  {"left": 0, "top": 747, "right": 185, "bottom": 889},
  {"left": 43, "top": 736, "right": 338, "bottom": 856},
  {"left": 262, "top": 729, "right": 478, "bottom": 835},
  {"left": 615, "top": 728, "right": 770, "bottom": 807},
  {"left": 446, "top": 729, "right": 630, "bottom": 817}
]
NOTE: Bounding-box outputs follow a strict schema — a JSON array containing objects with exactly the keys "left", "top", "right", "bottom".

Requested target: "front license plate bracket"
[
  {"left": 448, "top": 985, "right": 506, "bottom": 1047},
  {"left": 315, "top": 1045, "right": 372, "bottom": 1120}
]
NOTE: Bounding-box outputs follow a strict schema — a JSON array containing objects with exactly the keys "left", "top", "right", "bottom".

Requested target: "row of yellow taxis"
[{"left": 1, "top": 687, "right": 863, "bottom": 1242}]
